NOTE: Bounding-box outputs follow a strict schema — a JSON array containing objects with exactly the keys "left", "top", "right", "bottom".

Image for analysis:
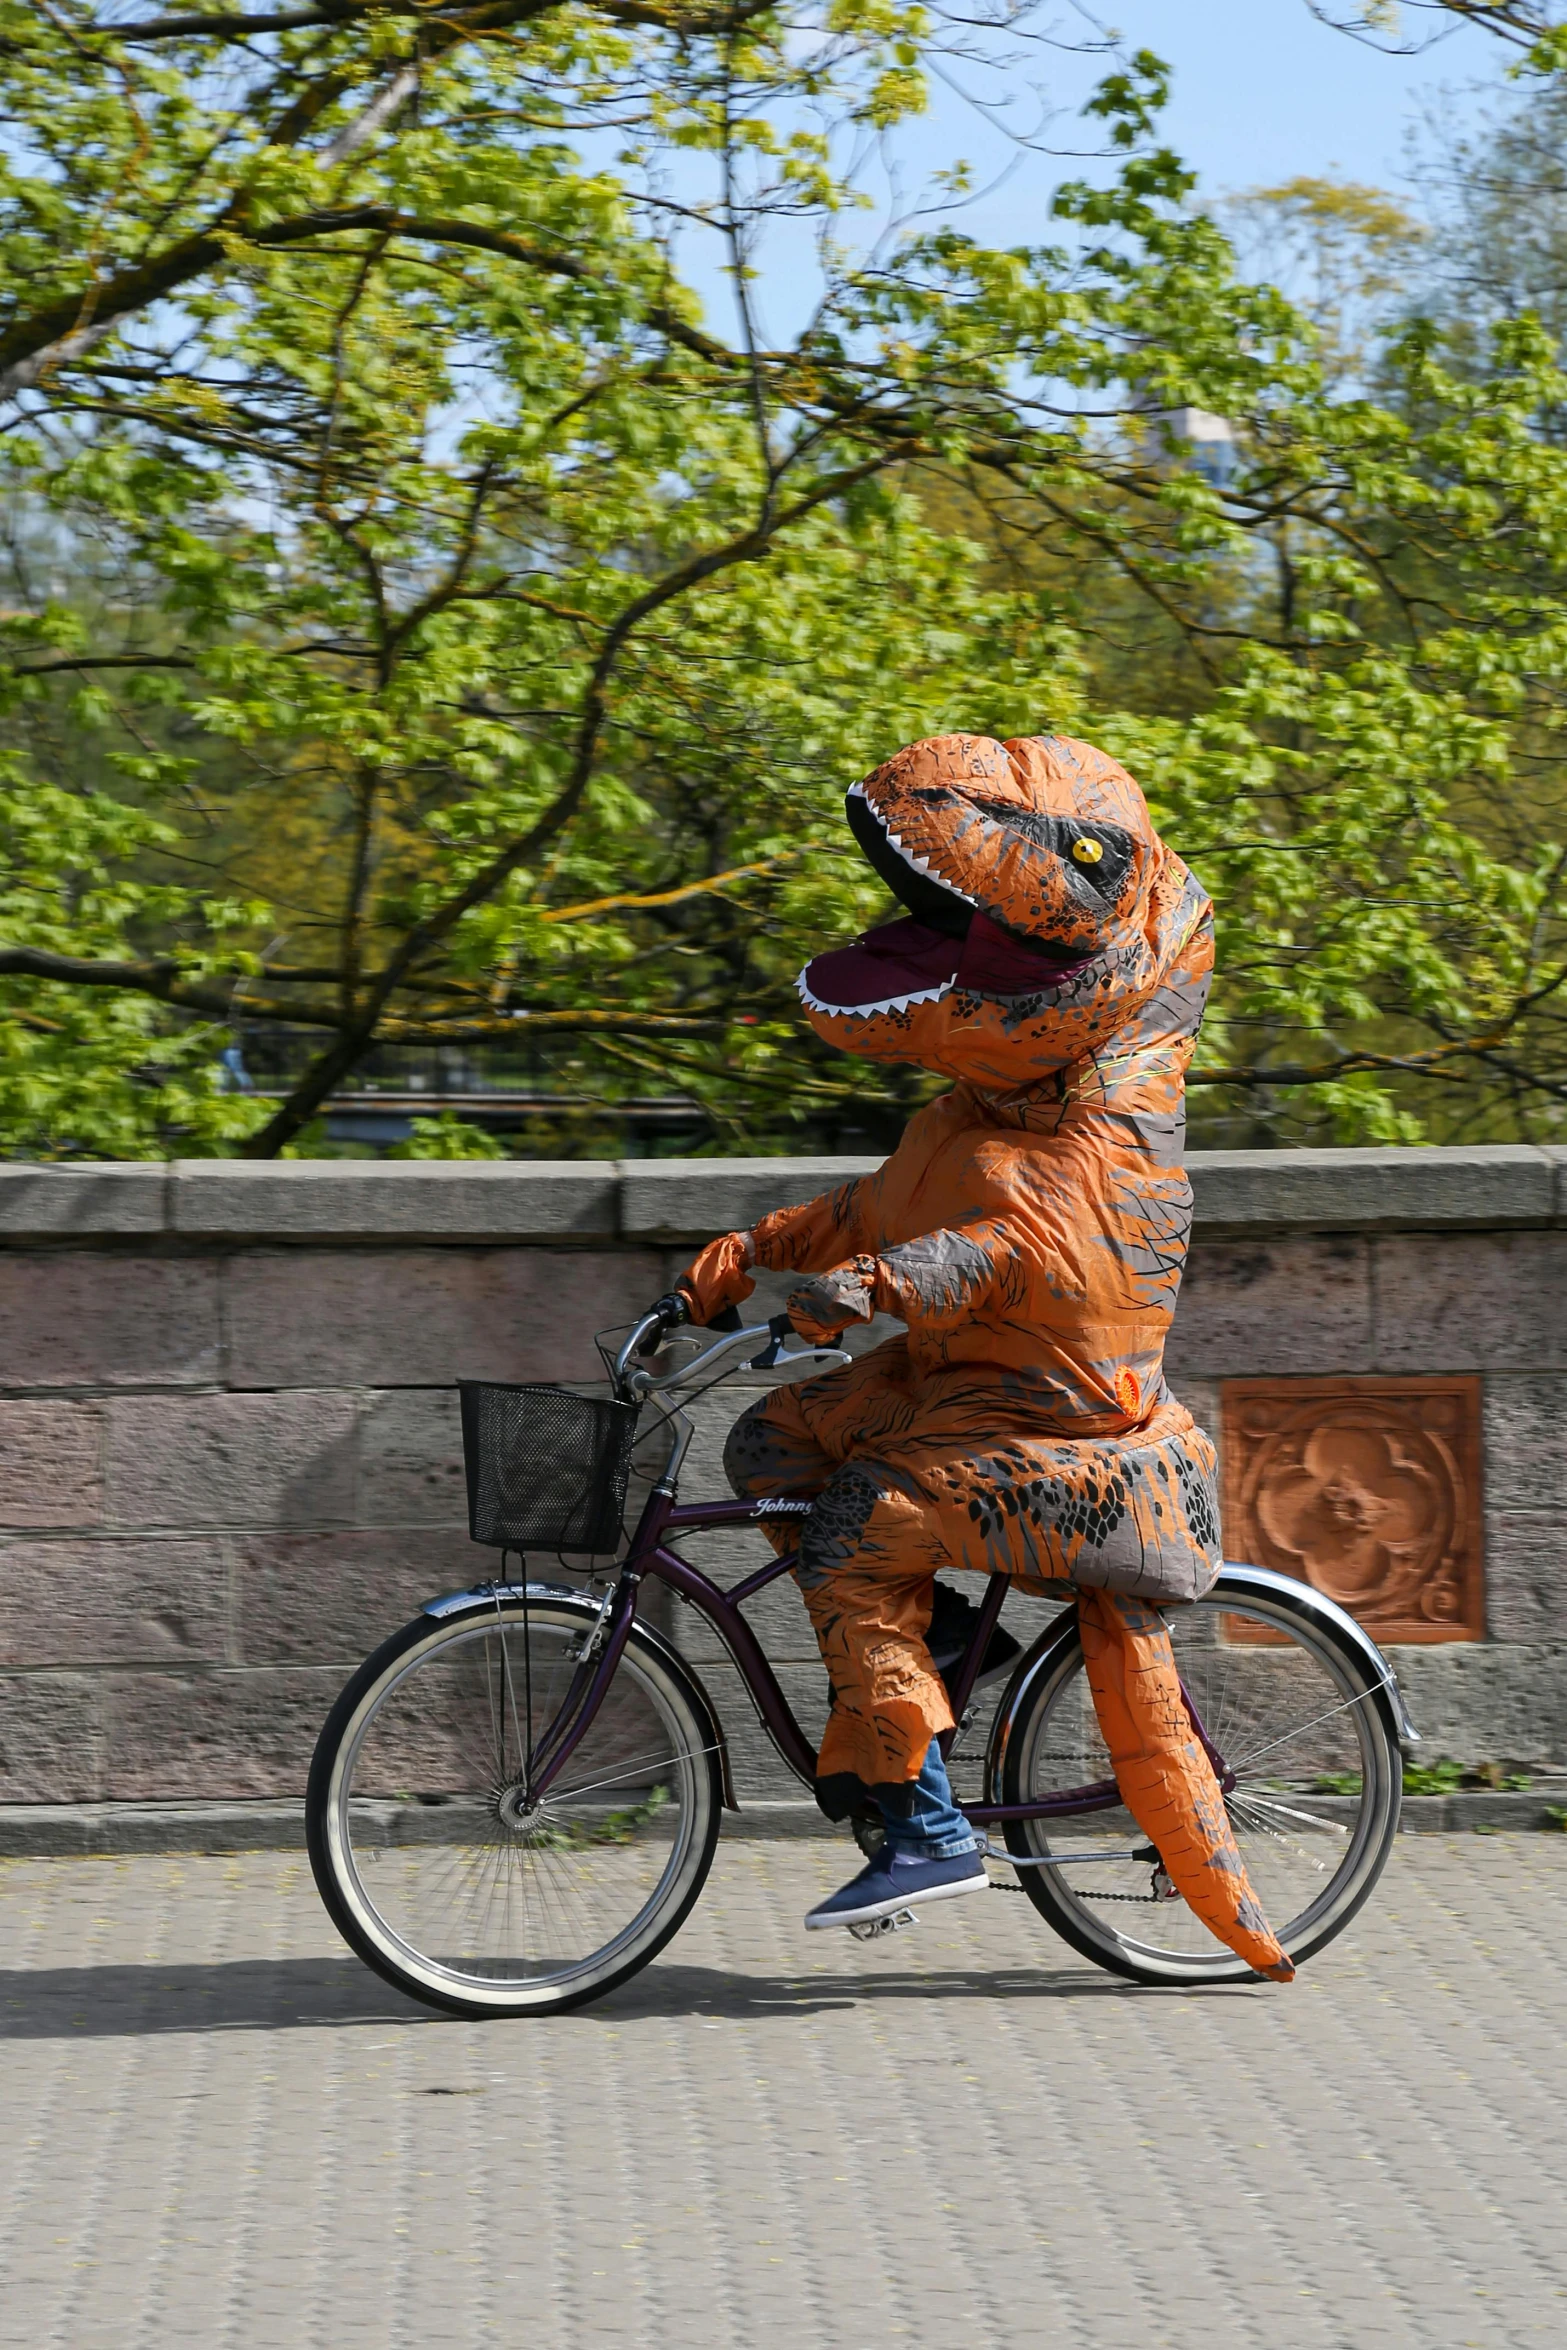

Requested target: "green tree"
[{"left": 7, "top": 8, "right": 1567, "bottom": 1151}]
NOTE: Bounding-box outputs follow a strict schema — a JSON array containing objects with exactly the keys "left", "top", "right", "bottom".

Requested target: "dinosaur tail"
[{"left": 1078, "top": 1587, "right": 1294, "bottom": 1980}]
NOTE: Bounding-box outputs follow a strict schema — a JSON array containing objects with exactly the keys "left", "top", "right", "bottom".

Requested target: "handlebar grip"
[{"left": 634, "top": 1292, "right": 691, "bottom": 1357}]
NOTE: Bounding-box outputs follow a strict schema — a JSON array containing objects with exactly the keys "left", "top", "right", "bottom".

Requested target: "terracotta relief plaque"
[{"left": 1220, "top": 1376, "right": 1484, "bottom": 1643}]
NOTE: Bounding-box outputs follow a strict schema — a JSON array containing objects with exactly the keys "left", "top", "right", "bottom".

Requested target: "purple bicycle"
[{"left": 307, "top": 1298, "right": 1411, "bottom": 2017}]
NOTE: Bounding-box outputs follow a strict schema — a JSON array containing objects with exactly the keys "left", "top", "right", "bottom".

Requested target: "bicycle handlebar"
[{"left": 613, "top": 1298, "right": 851, "bottom": 1399}]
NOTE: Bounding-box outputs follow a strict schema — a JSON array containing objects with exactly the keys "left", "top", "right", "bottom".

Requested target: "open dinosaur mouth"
[{"left": 799, "top": 913, "right": 1096, "bottom": 1017}]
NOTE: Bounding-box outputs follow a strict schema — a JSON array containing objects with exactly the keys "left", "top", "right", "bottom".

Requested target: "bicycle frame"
[
  {"left": 523, "top": 1482, "right": 1138, "bottom": 1825},
  {"left": 503, "top": 1305, "right": 1241, "bottom": 1826}
]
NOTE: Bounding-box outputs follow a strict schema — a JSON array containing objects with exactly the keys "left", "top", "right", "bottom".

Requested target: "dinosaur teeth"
[
  {"left": 796, "top": 971, "right": 954, "bottom": 1019},
  {"left": 882, "top": 826, "right": 976, "bottom": 904},
  {"left": 849, "top": 783, "right": 977, "bottom": 906}
]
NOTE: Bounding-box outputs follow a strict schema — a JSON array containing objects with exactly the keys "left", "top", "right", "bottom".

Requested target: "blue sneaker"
[{"left": 804, "top": 1845, "right": 990, "bottom": 1931}]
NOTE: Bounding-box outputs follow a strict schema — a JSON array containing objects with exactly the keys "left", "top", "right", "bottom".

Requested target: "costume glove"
[
  {"left": 786, "top": 1256, "right": 879, "bottom": 1345},
  {"left": 676, "top": 1229, "right": 756, "bottom": 1326}
]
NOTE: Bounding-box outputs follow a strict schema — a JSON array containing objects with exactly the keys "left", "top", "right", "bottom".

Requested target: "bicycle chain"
[{"left": 993, "top": 1879, "right": 1161, "bottom": 1903}]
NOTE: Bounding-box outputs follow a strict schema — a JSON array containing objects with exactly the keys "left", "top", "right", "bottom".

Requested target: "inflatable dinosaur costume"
[{"left": 679, "top": 731, "right": 1292, "bottom": 1978}]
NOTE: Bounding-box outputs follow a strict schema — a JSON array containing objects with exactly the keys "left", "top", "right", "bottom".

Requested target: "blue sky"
[
  {"left": 693, "top": 0, "right": 1506, "bottom": 338},
  {"left": 1064, "top": 0, "right": 1496, "bottom": 197}
]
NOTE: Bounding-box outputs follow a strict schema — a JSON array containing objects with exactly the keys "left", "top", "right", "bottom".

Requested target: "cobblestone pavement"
[{"left": 1, "top": 1836, "right": 1564, "bottom": 2350}]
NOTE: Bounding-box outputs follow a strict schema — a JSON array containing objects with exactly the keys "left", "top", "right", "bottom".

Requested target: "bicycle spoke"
[
  {"left": 329, "top": 1607, "right": 712, "bottom": 2000},
  {"left": 1003, "top": 1585, "right": 1399, "bottom": 1977}
]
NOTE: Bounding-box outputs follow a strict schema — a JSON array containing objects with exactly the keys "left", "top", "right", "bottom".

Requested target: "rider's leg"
[
  {"left": 876, "top": 1736, "right": 976, "bottom": 1858},
  {"left": 729, "top": 1365, "right": 1290, "bottom": 1970},
  {"left": 804, "top": 1732, "right": 987, "bottom": 1930},
  {"left": 781, "top": 1411, "right": 1293, "bottom": 1973}
]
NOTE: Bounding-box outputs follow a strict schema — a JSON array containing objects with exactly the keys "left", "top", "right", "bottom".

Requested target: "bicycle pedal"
[{"left": 846, "top": 1907, "right": 918, "bottom": 1942}]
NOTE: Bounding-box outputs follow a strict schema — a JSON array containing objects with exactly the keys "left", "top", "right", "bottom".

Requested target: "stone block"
[
  {"left": 1373, "top": 1230, "right": 1567, "bottom": 1371},
  {"left": 0, "top": 1400, "right": 103, "bottom": 1527},
  {"left": 235, "top": 1528, "right": 480, "bottom": 1663},
  {"left": 105, "top": 1391, "right": 359, "bottom": 1530},
  {"left": 1163, "top": 1235, "right": 1373, "bottom": 1380},
  {"left": 97, "top": 1666, "right": 344, "bottom": 1798},
  {"left": 1483, "top": 1516, "right": 1567, "bottom": 1642},
  {"left": 222, "top": 1248, "right": 662, "bottom": 1388},
  {"left": 0, "top": 1255, "right": 220, "bottom": 1388},
  {"left": 357, "top": 1389, "right": 468, "bottom": 1528},
  {"left": 1390, "top": 1640, "right": 1567, "bottom": 1765},
  {"left": 0, "top": 1162, "right": 168, "bottom": 1238},
  {"left": 1481, "top": 1375, "right": 1567, "bottom": 1512},
  {"left": 0, "top": 1799, "right": 308, "bottom": 1855},
  {"left": 0, "top": 1536, "right": 227, "bottom": 1666},
  {"left": 620, "top": 1157, "right": 877, "bottom": 1245},
  {"left": 1166, "top": 1372, "right": 1220, "bottom": 1447},
  {"left": 0, "top": 1673, "right": 101, "bottom": 1800},
  {"left": 171, "top": 1159, "right": 619, "bottom": 1241},
  {"left": 1189, "top": 1145, "right": 1553, "bottom": 1233}
]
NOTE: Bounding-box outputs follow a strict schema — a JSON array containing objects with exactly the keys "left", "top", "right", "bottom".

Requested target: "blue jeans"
[{"left": 877, "top": 1738, "right": 978, "bottom": 1860}]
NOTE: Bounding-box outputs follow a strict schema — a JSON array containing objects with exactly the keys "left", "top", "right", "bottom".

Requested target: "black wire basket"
[{"left": 457, "top": 1382, "right": 640, "bottom": 1553}]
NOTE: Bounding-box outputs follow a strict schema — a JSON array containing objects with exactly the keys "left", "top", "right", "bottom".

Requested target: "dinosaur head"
[{"left": 798, "top": 732, "right": 1210, "bottom": 1090}]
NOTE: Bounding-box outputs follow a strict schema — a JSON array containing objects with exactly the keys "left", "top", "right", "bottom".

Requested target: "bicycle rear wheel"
[
  {"left": 995, "top": 1568, "right": 1403, "bottom": 1983},
  {"left": 307, "top": 1591, "right": 722, "bottom": 2016}
]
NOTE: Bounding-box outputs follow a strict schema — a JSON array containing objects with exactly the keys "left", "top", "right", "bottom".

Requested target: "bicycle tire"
[
  {"left": 994, "top": 1568, "right": 1403, "bottom": 1983},
  {"left": 307, "top": 1592, "right": 723, "bottom": 2017}
]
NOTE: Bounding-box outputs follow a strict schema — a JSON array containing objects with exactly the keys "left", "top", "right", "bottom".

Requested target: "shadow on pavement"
[
  {"left": 0, "top": 1954, "right": 1257, "bottom": 2036},
  {"left": 0, "top": 1958, "right": 434, "bottom": 2037},
  {"left": 602, "top": 1963, "right": 1256, "bottom": 2019}
]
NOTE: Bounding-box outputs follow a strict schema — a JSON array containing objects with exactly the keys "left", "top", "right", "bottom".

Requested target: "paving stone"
[{"left": 0, "top": 1841, "right": 1562, "bottom": 2349}]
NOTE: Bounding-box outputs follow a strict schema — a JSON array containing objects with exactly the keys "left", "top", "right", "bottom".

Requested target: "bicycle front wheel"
[
  {"left": 995, "top": 1568, "right": 1403, "bottom": 1983},
  {"left": 307, "top": 1592, "right": 722, "bottom": 2017}
]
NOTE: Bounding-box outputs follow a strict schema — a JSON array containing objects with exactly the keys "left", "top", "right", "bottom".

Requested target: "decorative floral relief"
[{"left": 1221, "top": 1378, "right": 1484, "bottom": 1643}]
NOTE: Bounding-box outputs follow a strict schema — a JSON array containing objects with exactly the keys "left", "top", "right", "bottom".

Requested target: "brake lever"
[{"left": 748, "top": 1313, "right": 851, "bottom": 1373}]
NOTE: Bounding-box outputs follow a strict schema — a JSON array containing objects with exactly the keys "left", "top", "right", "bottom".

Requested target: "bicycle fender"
[
  {"left": 982, "top": 1560, "right": 1419, "bottom": 1806},
  {"left": 418, "top": 1581, "right": 740, "bottom": 1810}
]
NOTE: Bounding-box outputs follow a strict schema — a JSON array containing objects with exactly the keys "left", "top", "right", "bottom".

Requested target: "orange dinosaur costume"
[{"left": 680, "top": 732, "right": 1291, "bottom": 1978}]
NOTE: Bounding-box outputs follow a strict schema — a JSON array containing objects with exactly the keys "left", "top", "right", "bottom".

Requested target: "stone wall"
[{"left": 1, "top": 1147, "right": 1565, "bottom": 1806}]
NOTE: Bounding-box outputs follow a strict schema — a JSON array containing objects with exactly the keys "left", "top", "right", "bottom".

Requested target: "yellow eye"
[{"left": 1071, "top": 837, "right": 1104, "bottom": 867}]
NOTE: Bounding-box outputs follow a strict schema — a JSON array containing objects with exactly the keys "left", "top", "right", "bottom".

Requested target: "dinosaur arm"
[
  {"left": 749, "top": 1176, "right": 869, "bottom": 1277},
  {"left": 786, "top": 1219, "right": 1012, "bottom": 1342}
]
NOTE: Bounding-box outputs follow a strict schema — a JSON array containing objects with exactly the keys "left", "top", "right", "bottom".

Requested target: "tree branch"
[{"left": 238, "top": 452, "right": 890, "bottom": 1152}]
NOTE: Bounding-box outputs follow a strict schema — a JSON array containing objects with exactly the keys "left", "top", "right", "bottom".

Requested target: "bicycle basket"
[{"left": 457, "top": 1382, "right": 640, "bottom": 1553}]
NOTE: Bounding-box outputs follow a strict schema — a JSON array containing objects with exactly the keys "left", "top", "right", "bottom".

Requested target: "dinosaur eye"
[{"left": 1070, "top": 837, "right": 1104, "bottom": 867}]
